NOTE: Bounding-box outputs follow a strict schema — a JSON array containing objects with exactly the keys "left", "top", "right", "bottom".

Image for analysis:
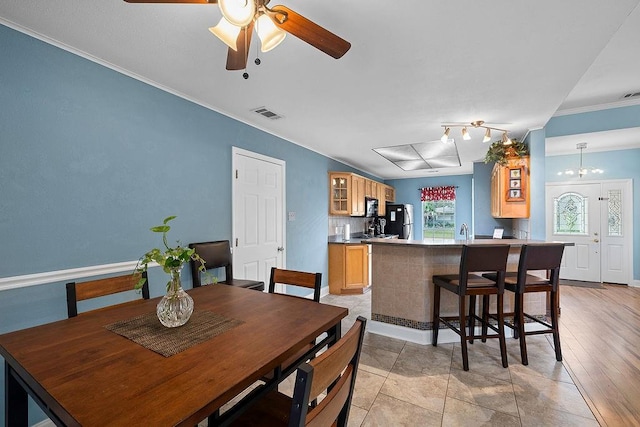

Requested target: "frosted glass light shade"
[
  {"left": 256, "top": 14, "right": 286, "bottom": 52},
  {"left": 218, "top": 0, "right": 255, "bottom": 27},
  {"left": 209, "top": 17, "right": 240, "bottom": 50},
  {"left": 461, "top": 127, "right": 471, "bottom": 140}
]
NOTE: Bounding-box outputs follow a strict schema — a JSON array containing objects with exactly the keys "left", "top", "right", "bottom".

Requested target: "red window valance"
[{"left": 420, "top": 185, "right": 456, "bottom": 202}]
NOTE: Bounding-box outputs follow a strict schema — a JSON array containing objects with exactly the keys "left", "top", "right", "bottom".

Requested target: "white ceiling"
[{"left": 2, "top": 0, "right": 640, "bottom": 179}]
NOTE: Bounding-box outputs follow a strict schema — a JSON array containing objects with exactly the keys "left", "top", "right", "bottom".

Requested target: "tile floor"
[{"left": 318, "top": 291, "right": 599, "bottom": 427}]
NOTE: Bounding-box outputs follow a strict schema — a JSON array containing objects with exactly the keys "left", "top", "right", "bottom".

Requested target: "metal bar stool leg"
[{"left": 459, "top": 294, "right": 469, "bottom": 371}]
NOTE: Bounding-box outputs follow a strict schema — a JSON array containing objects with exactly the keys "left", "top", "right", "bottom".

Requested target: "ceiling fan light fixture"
[
  {"left": 440, "top": 127, "right": 450, "bottom": 143},
  {"left": 256, "top": 14, "right": 286, "bottom": 52},
  {"left": 461, "top": 127, "right": 471, "bottom": 140},
  {"left": 209, "top": 17, "right": 240, "bottom": 51},
  {"left": 218, "top": 0, "right": 256, "bottom": 27},
  {"left": 483, "top": 128, "right": 491, "bottom": 142}
]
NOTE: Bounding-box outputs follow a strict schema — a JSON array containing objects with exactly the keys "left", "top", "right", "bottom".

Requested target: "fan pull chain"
[{"left": 242, "top": 26, "right": 249, "bottom": 79}]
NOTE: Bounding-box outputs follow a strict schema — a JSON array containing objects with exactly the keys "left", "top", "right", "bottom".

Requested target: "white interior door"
[
  {"left": 546, "top": 180, "right": 632, "bottom": 284},
  {"left": 232, "top": 148, "right": 285, "bottom": 286}
]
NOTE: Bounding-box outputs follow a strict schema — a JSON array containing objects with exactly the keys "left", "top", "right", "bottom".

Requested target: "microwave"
[{"left": 365, "top": 197, "right": 379, "bottom": 217}]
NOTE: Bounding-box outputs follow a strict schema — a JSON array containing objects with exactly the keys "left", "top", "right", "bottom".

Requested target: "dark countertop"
[
  {"left": 328, "top": 233, "right": 398, "bottom": 244},
  {"left": 363, "top": 238, "right": 573, "bottom": 247}
]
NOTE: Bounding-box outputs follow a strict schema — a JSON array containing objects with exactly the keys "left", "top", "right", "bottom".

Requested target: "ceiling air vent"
[
  {"left": 621, "top": 91, "right": 640, "bottom": 99},
  {"left": 251, "top": 106, "right": 283, "bottom": 120}
]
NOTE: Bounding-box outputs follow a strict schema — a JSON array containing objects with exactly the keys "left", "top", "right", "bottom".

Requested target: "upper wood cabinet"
[
  {"left": 382, "top": 184, "right": 395, "bottom": 203},
  {"left": 491, "top": 156, "right": 530, "bottom": 218},
  {"left": 329, "top": 172, "right": 393, "bottom": 216}
]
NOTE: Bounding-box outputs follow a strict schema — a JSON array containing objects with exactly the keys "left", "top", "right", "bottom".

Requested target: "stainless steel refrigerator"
[{"left": 385, "top": 204, "right": 414, "bottom": 239}]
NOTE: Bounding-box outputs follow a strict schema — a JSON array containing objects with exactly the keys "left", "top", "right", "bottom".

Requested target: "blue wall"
[
  {"left": 385, "top": 175, "right": 473, "bottom": 240},
  {"left": 0, "top": 24, "right": 360, "bottom": 424}
]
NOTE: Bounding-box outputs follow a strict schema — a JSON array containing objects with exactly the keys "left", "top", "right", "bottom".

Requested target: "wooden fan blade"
[
  {"left": 226, "top": 22, "right": 254, "bottom": 70},
  {"left": 124, "top": 1, "right": 216, "bottom": 3},
  {"left": 270, "top": 5, "right": 350, "bottom": 59}
]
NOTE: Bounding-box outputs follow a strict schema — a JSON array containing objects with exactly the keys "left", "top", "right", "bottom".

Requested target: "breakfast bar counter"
[{"left": 363, "top": 238, "right": 562, "bottom": 344}]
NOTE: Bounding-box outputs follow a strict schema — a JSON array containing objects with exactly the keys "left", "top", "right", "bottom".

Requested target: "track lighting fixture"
[
  {"left": 483, "top": 128, "right": 491, "bottom": 143},
  {"left": 440, "top": 120, "right": 512, "bottom": 145},
  {"left": 441, "top": 127, "right": 450, "bottom": 143}
]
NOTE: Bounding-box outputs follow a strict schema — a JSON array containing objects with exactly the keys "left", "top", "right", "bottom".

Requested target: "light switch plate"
[{"left": 288, "top": 211, "right": 296, "bottom": 221}]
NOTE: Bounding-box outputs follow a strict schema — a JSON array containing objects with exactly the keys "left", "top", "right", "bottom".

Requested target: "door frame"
[
  {"left": 546, "top": 179, "right": 633, "bottom": 285},
  {"left": 231, "top": 147, "right": 287, "bottom": 279}
]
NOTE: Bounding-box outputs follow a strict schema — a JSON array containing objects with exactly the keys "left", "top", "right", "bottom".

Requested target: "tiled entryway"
[{"left": 320, "top": 292, "right": 598, "bottom": 427}]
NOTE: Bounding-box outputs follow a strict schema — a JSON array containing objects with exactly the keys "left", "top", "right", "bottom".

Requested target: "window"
[
  {"left": 421, "top": 186, "right": 456, "bottom": 239},
  {"left": 553, "top": 192, "right": 588, "bottom": 235}
]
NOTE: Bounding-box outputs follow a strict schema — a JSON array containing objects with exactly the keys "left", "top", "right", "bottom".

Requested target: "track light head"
[
  {"left": 483, "top": 128, "right": 491, "bottom": 143},
  {"left": 441, "top": 127, "right": 450, "bottom": 143},
  {"left": 461, "top": 127, "right": 471, "bottom": 141}
]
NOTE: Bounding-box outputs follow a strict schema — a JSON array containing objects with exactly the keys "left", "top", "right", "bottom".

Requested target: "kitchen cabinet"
[
  {"left": 365, "top": 179, "right": 378, "bottom": 198},
  {"left": 329, "top": 172, "right": 394, "bottom": 217},
  {"left": 383, "top": 185, "right": 395, "bottom": 203},
  {"left": 351, "top": 175, "right": 365, "bottom": 216},
  {"left": 328, "top": 243, "right": 369, "bottom": 294},
  {"left": 376, "top": 184, "right": 386, "bottom": 217},
  {"left": 491, "top": 156, "right": 530, "bottom": 218}
]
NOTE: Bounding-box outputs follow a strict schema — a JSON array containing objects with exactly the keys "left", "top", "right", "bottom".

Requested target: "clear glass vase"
[{"left": 156, "top": 266, "right": 194, "bottom": 327}]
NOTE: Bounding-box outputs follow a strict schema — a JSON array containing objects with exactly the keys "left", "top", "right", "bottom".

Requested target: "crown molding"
[{"left": 554, "top": 98, "right": 640, "bottom": 117}]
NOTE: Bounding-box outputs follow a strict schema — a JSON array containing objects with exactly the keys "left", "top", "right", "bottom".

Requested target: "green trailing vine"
[{"left": 483, "top": 139, "right": 529, "bottom": 166}]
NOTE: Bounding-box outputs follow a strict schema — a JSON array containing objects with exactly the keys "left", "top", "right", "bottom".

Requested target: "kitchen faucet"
[{"left": 460, "top": 223, "right": 469, "bottom": 240}]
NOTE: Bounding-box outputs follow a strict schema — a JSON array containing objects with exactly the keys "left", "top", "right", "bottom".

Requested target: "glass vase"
[{"left": 156, "top": 266, "right": 194, "bottom": 327}]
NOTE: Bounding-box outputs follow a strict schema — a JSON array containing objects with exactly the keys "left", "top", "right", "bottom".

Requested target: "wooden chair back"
[
  {"left": 515, "top": 243, "right": 565, "bottom": 293},
  {"left": 269, "top": 267, "right": 322, "bottom": 302},
  {"left": 290, "top": 316, "right": 367, "bottom": 427},
  {"left": 189, "top": 240, "right": 233, "bottom": 287},
  {"left": 66, "top": 272, "right": 148, "bottom": 318},
  {"left": 458, "top": 244, "right": 510, "bottom": 292}
]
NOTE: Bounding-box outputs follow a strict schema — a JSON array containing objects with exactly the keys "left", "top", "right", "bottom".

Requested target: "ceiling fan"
[{"left": 124, "top": 0, "right": 351, "bottom": 72}]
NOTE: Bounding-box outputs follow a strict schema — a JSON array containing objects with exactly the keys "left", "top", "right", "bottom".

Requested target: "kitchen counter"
[
  {"left": 367, "top": 239, "right": 572, "bottom": 345},
  {"left": 328, "top": 234, "right": 398, "bottom": 244}
]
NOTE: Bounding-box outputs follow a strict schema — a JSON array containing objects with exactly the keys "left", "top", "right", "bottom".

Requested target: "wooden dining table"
[{"left": 0, "top": 284, "right": 348, "bottom": 426}]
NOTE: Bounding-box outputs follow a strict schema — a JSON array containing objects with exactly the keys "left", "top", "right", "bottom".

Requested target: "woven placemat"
[{"left": 105, "top": 311, "right": 243, "bottom": 357}]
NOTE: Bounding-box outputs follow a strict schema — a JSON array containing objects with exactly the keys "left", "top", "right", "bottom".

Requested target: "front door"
[
  {"left": 232, "top": 147, "right": 285, "bottom": 287},
  {"left": 546, "top": 180, "right": 632, "bottom": 284}
]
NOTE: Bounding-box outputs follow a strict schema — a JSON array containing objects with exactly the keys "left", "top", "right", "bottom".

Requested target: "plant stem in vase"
[{"left": 156, "top": 266, "right": 194, "bottom": 327}]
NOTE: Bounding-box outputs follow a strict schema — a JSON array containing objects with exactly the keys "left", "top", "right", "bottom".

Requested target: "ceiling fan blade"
[
  {"left": 270, "top": 5, "right": 350, "bottom": 59},
  {"left": 226, "top": 22, "right": 254, "bottom": 70},
  {"left": 124, "top": 1, "right": 217, "bottom": 3}
]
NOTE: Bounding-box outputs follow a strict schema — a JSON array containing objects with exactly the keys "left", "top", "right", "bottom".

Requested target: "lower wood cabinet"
[{"left": 328, "top": 244, "right": 369, "bottom": 294}]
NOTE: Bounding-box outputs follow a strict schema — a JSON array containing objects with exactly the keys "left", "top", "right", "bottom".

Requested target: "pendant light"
[
  {"left": 218, "top": 0, "right": 256, "bottom": 27},
  {"left": 256, "top": 14, "right": 286, "bottom": 52},
  {"left": 209, "top": 17, "right": 241, "bottom": 50},
  {"left": 558, "top": 143, "right": 604, "bottom": 177}
]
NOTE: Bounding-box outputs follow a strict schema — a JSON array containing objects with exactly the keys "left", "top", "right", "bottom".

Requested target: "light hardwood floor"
[
  {"left": 558, "top": 284, "right": 640, "bottom": 427},
  {"left": 320, "top": 283, "right": 640, "bottom": 426}
]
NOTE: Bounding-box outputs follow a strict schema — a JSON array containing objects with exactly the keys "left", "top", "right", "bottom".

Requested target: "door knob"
[
  {"left": 277, "top": 246, "right": 285, "bottom": 252},
  {"left": 593, "top": 239, "right": 599, "bottom": 243}
]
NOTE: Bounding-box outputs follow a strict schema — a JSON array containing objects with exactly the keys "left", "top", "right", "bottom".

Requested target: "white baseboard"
[
  {"left": 368, "top": 320, "right": 548, "bottom": 346},
  {"left": 631, "top": 279, "right": 640, "bottom": 288}
]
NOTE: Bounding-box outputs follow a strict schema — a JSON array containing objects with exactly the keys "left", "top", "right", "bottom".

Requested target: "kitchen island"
[{"left": 364, "top": 238, "right": 565, "bottom": 344}]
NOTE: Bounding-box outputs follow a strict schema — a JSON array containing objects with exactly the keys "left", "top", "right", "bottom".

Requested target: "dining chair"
[
  {"left": 432, "top": 244, "right": 510, "bottom": 371},
  {"left": 188, "top": 240, "right": 264, "bottom": 291},
  {"left": 269, "top": 267, "right": 323, "bottom": 302},
  {"left": 65, "top": 272, "right": 149, "bottom": 318},
  {"left": 261, "top": 267, "right": 325, "bottom": 383},
  {"left": 229, "top": 316, "right": 367, "bottom": 427},
  {"left": 482, "top": 243, "right": 565, "bottom": 365}
]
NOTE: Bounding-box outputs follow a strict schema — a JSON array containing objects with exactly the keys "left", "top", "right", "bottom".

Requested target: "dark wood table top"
[{"left": 0, "top": 285, "right": 348, "bottom": 426}]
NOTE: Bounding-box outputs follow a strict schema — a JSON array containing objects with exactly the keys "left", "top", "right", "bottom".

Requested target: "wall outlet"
[{"left": 288, "top": 211, "right": 296, "bottom": 221}]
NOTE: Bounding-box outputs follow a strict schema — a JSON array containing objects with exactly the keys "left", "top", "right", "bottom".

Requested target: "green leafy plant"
[
  {"left": 134, "top": 216, "right": 212, "bottom": 291},
  {"left": 483, "top": 139, "right": 529, "bottom": 166}
]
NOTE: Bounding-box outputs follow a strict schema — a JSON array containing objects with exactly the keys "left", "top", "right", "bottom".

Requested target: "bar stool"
[
  {"left": 482, "top": 243, "right": 565, "bottom": 365},
  {"left": 432, "top": 244, "right": 510, "bottom": 371}
]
